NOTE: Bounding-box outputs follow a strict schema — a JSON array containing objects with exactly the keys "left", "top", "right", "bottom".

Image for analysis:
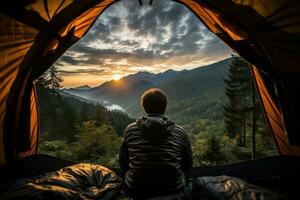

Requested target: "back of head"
[{"left": 141, "top": 88, "right": 167, "bottom": 115}]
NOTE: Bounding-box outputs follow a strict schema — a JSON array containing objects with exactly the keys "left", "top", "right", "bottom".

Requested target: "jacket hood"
[{"left": 137, "top": 114, "right": 175, "bottom": 140}]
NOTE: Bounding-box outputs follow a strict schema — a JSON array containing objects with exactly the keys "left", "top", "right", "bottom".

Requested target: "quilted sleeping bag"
[{"left": 0, "top": 163, "right": 286, "bottom": 200}]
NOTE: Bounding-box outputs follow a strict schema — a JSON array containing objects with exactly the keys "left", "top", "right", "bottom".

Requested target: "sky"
[{"left": 55, "top": 0, "right": 232, "bottom": 88}]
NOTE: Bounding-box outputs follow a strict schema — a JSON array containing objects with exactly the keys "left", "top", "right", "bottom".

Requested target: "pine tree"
[
  {"left": 223, "top": 63, "right": 242, "bottom": 139},
  {"left": 36, "top": 65, "right": 64, "bottom": 140},
  {"left": 224, "top": 54, "right": 252, "bottom": 147},
  {"left": 47, "top": 65, "right": 62, "bottom": 108},
  {"left": 36, "top": 72, "right": 51, "bottom": 134},
  {"left": 223, "top": 54, "right": 276, "bottom": 159},
  {"left": 48, "top": 64, "right": 63, "bottom": 90},
  {"left": 94, "top": 104, "right": 109, "bottom": 126},
  {"left": 107, "top": 110, "right": 134, "bottom": 136},
  {"left": 250, "top": 81, "right": 277, "bottom": 158},
  {"left": 224, "top": 55, "right": 244, "bottom": 146},
  {"left": 193, "top": 134, "right": 225, "bottom": 165},
  {"left": 35, "top": 70, "right": 51, "bottom": 97},
  {"left": 204, "top": 134, "right": 224, "bottom": 163}
]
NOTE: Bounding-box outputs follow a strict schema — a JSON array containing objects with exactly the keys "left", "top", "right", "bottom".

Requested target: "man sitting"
[{"left": 119, "top": 88, "right": 193, "bottom": 199}]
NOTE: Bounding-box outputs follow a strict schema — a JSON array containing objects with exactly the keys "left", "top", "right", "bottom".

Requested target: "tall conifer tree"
[{"left": 224, "top": 55, "right": 252, "bottom": 147}]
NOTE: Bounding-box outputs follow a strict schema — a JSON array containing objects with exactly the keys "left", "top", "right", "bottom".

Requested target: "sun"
[{"left": 113, "top": 74, "right": 122, "bottom": 81}]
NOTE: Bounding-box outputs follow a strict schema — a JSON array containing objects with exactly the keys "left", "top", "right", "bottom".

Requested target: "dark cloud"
[
  {"left": 59, "top": 68, "right": 105, "bottom": 75},
  {"left": 58, "top": 45, "right": 131, "bottom": 67},
  {"left": 71, "top": 45, "right": 131, "bottom": 58},
  {"left": 59, "top": 55, "right": 79, "bottom": 66},
  {"left": 108, "top": 16, "right": 121, "bottom": 28},
  {"left": 58, "top": 0, "right": 231, "bottom": 79},
  {"left": 119, "top": 40, "right": 139, "bottom": 46}
]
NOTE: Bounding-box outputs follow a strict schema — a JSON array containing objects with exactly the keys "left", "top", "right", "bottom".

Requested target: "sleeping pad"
[{"left": 0, "top": 163, "right": 287, "bottom": 200}]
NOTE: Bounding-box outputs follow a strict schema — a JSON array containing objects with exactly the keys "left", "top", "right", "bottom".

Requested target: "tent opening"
[
  {"left": 35, "top": 0, "right": 277, "bottom": 168},
  {"left": 1, "top": 0, "right": 300, "bottom": 199}
]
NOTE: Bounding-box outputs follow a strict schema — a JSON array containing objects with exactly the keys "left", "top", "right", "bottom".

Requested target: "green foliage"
[
  {"left": 73, "top": 121, "right": 122, "bottom": 167},
  {"left": 192, "top": 134, "right": 225, "bottom": 166},
  {"left": 37, "top": 66, "right": 133, "bottom": 168},
  {"left": 223, "top": 54, "right": 277, "bottom": 159},
  {"left": 37, "top": 58, "right": 278, "bottom": 169},
  {"left": 223, "top": 54, "right": 252, "bottom": 143},
  {"left": 39, "top": 139, "right": 73, "bottom": 160},
  {"left": 189, "top": 118, "right": 224, "bottom": 135},
  {"left": 48, "top": 65, "right": 63, "bottom": 90},
  {"left": 37, "top": 93, "right": 131, "bottom": 166},
  {"left": 127, "top": 59, "right": 231, "bottom": 136},
  {"left": 36, "top": 65, "right": 67, "bottom": 140},
  {"left": 107, "top": 110, "right": 135, "bottom": 136}
]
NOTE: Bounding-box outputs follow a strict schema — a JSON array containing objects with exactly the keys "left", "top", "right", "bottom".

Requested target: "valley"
[{"left": 63, "top": 58, "right": 231, "bottom": 135}]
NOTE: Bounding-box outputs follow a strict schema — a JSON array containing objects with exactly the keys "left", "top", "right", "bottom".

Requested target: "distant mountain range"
[
  {"left": 72, "top": 85, "right": 92, "bottom": 90},
  {"left": 63, "top": 58, "right": 232, "bottom": 134},
  {"left": 63, "top": 68, "right": 180, "bottom": 109}
]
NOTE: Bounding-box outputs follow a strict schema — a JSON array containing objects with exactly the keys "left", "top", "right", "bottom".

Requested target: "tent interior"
[{"left": 0, "top": 0, "right": 300, "bottom": 199}]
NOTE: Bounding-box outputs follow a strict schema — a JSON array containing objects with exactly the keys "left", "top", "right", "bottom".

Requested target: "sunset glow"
[
  {"left": 113, "top": 74, "right": 122, "bottom": 81},
  {"left": 55, "top": 0, "right": 231, "bottom": 88}
]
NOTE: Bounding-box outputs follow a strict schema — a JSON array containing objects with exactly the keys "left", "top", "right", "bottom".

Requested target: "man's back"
[{"left": 119, "top": 114, "right": 193, "bottom": 198}]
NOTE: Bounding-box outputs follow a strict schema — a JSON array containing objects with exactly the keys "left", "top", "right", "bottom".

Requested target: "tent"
[{"left": 0, "top": 0, "right": 300, "bottom": 192}]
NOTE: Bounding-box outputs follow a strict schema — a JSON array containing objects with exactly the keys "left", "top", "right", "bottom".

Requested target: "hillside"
[
  {"left": 64, "top": 69, "right": 180, "bottom": 109},
  {"left": 128, "top": 58, "right": 231, "bottom": 134},
  {"left": 37, "top": 87, "right": 134, "bottom": 139},
  {"left": 38, "top": 58, "right": 277, "bottom": 168},
  {"left": 64, "top": 58, "right": 231, "bottom": 134}
]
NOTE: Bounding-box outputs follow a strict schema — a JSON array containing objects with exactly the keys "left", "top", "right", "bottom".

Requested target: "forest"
[{"left": 37, "top": 55, "right": 277, "bottom": 168}]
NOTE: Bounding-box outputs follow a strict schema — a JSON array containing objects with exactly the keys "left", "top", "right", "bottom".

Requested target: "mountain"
[
  {"left": 74, "top": 85, "right": 92, "bottom": 90},
  {"left": 127, "top": 58, "right": 231, "bottom": 134},
  {"left": 64, "top": 69, "right": 180, "bottom": 109},
  {"left": 60, "top": 91, "right": 100, "bottom": 105},
  {"left": 123, "top": 69, "right": 179, "bottom": 86},
  {"left": 63, "top": 85, "right": 96, "bottom": 102},
  {"left": 67, "top": 85, "right": 92, "bottom": 91},
  {"left": 38, "top": 86, "right": 134, "bottom": 139},
  {"left": 64, "top": 58, "right": 232, "bottom": 134}
]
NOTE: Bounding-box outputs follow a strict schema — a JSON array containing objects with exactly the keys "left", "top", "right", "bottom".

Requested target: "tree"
[
  {"left": 36, "top": 65, "right": 65, "bottom": 140},
  {"left": 38, "top": 139, "right": 73, "bottom": 160},
  {"left": 223, "top": 55, "right": 277, "bottom": 159},
  {"left": 47, "top": 65, "right": 63, "bottom": 110},
  {"left": 205, "top": 134, "right": 224, "bottom": 163},
  {"left": 74, "top": 120, "right": 122, "bottom": 167},
  {"left": 94, "top": 104, "right": 109, "bottom": 126},
  {"left": 193, "top": 134, "right": 225, "bottom": 166},
  {"left": 58, "top": 102, "right": 78, "bottom": 142},
  {"left": 36, "top": 72, "right": 50, "bottom": 92},
  {"left": 48, "top": 64, "right": 63, "bottom": 90},
  {"left": 223, "top": 54, "right": 252, "bottom": 147},
  {"left": 107, "top": 110, "right": 135, "bottom": 136}
]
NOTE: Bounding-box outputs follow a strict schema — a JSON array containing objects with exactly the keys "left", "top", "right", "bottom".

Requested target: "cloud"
[
  {"left": 59, "top": 68, "right": 105, "bottom": 76},
  {"left": 57, "top": 0, "right": 231, "bottom": 87}
]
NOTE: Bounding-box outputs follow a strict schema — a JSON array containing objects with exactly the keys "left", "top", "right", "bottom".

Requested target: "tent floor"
[{"left": 1, "top": 155, "right": 300, "bottom": 198}]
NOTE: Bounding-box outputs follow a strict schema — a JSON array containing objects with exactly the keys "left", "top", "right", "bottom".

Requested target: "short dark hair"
[{"left": 141, "top": 88, "right": 167, "bottom": 114}]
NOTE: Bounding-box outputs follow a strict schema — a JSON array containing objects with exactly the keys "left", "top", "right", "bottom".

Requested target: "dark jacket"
[{"left": 119, "top": 114, "right": 193, "bottom": 197}]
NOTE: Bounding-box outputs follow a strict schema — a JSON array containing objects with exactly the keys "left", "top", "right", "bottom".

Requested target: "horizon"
[
  {"left": 63, "top": 57, "right": 231, "bottom": 89},
  {"left": 56, "top": 0, "right": 232, "bottom": 88}
]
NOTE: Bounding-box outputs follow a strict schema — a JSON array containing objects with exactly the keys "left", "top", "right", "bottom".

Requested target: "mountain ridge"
[
  {"left": 64, "top": 57, "right": 231, "bottom": 134},
  {"left": 66, "top": 58, "right": 231, "bottom": 123},
  {"left": 66, "top": 59, "right": 229, "bottom": 91}
]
